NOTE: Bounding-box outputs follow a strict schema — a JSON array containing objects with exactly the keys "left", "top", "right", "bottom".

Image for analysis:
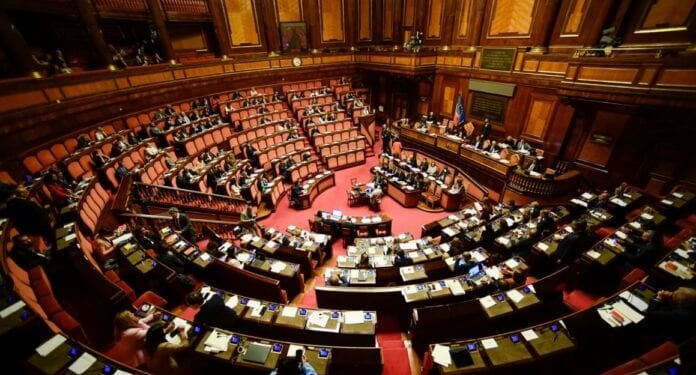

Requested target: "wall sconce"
[
  {"left": 169, "top": 59, "right": 177, "bottom": 65},
  {"left": 31, "top": 71, "right": 42, "bottom": 79},
  {"left": 441, "top": 45, "right": 451, "bottom": 51},
  {"left": 221, "top": 55, "right": 228, "bottom": 61},
  {"left": 107, "top": 64, "right": 117, "bottom": 71}
]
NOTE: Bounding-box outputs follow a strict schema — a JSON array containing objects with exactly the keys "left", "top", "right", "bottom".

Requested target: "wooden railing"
[
  {"left": 161, "top": 0, "right": 209, "bottom": 15},
  {"left": 120, "top": 212, "right": 240, "bottom": 239},
  {"left": 131, "top": 182, "right": 246, "bottom": 220},
  {"left": 506, "top": 169, "right": 582, "bottom": 198}
]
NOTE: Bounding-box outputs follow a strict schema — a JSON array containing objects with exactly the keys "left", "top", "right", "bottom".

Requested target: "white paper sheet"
[
  {"left": 225, "top": 295, "right": 239, "bottom": 309},
  {"left": 481, "top": 338, "right": 498, "bottom": 349},
  {"left": 505, "top": 258, "right": 519, "bottom": 268},
  {"left": 36, "top": 334, "right": 67, "bottom": 356},
  {"left": 537, "top": 242, "right": 549, "bottom": 251},
  {"left": 506, "top": 290, "right": 525, "bottom": 304},
  {"left": 521, "top": 329, "right": 538, "bottom": 341},
  {"left": 613, "top": 301, "right": 644, "bottom": 324},
  {"left": 270, "top": 262, "right": 287, "bottom": 273},
  {"left": 281, "top": 306, "right": 298, "bottom": 318},
  {"left": 432, "top": 344, "right": 452, "bottom": 367},
  {"left": 67, "top": 352, "right": 97, "bottom": 374},
  {"left": 344, "top": 311, "right": 365, "bottom": 324},
  {"left": 479, "top": 296, "right": 496, "bottom": 309},
  {"left": 620, "top": 291, "right": 649, "bottom": 312},
  {"left": 0, "top": 300, "right": 26, "bottom": 319}
]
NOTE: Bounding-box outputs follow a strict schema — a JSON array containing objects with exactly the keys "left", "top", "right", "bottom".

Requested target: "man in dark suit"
[
  {"left": 393, "top": 249, "right": 414, "bottom": 267},
  {"left": 186, "top": 291, "right": 237, "bottom": 332},
  {"left": 6, "top": 186, "right": 54, "bottom": 245},
  {"left": 645, "top": 287, "right": 696, "bottom": 342},
  {"left": 536, "top": 210, "right": 556, "bottom": 237},
  {"left": 481, "top": 118, "right": 492, "bottom": 139},
  {"left": 555, "top": 220, "right": 590, "bottom": 265},
  {"left": 169, "top": 207, "right": 196, "bottom": 242},
  {"left": 10, "top": 234, "right": 51, "bottom": 269},
  {"left": 290, "top": 182, "right": 303, "bottom": 208}
]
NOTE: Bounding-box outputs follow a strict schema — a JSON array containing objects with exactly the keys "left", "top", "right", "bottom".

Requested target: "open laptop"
[{"left": 244, "top": 342, "right": 272, "bottom": 364}]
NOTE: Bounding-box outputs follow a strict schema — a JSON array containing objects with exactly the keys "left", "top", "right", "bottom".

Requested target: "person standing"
[{"left": 169, "top": 207, "right": 196, "bottom": 242}]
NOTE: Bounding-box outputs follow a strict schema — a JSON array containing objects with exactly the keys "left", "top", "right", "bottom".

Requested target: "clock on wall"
[{"left": 292, "top": 57, "right": 302, "bottom": 67}]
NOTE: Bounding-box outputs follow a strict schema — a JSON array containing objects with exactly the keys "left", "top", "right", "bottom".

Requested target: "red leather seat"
[
  {"left": 601, "top": 359, "right": 646, "bottom": 375},
  {"left": 132, "top": 291, "right": 167, "bottom": 311}
]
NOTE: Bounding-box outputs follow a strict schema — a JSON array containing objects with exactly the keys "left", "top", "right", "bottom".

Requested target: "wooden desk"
[
  {"left": 485, "top": 335, "right": 534, "bottom": 368},
  {"left": 385, "top": 179, "right": 421, "bottom": 207},
  {"left": 436, "top": 342, "right": 488, "bottom": 374},
  {"left": 526, "top": 324, "right": 575, "bottom": 357},
  {"left": 297, "top": 171, "right": 335, "bottom": 209},
  {"left": 480, "top": 295, "right": 514, "bottom": 319}
]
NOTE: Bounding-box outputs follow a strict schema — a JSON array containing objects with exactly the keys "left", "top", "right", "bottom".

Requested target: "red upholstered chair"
[
  {"left": 601, "top": 359, "right": 646, "bottom": 375},
  {"left": 132, "top": 291, "right": 167, "bottom": 311},
  {"left": 638, "top": 341, "right": 678, "bottom": 365},
  {"left": 618, "top": 269, "right": 647, "bottom": 290},
  {"left": 38, "top": 295, "right": 63, "bottom": 316},
  {"left": 53, "top": 310, "right": 87, "bottom": 342},
  {"left": 563, "top": 289, "right": 602, "bottom": 312}
]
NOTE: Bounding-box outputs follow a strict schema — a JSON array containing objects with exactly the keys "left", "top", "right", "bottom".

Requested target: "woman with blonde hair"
[{"left": 108, "top": 310, "right": 160, "bottom": 368}]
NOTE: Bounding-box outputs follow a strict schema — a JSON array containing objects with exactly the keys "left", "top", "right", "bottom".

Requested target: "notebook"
[{"left": 244, "top": 342, "right": 271, "bottom": 364}]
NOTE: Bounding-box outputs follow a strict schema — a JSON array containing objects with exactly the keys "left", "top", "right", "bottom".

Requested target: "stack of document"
[
  {"left": 659, "top": 261, "right": 694, "bottom": 280},
  {"left": 448, "top": 280, "right": 466, "bottom": 296},
  {"left": 36, "top": 334, "right": 67, "bottom": 356},
  {"left": 307, "top": 312, "right": 329, "bottom": 328},
  {"left": 432, "top": 344, "right": 452, "bottom": 367},
  {"left": 506, "top": 289, "right": 525, "bottom": 304},
  {"left": 203, "top": 330, "right": 231, "bottom": 353},
  {"left": 597, "top": 301, "right": 645, "bottom": 328},
  {"left": 0, "top": 300, "right": 26, "bottom": 319},
  {"left": 67, "top": 352, "right": 97, "bottom": 374},
  {"left": 344, "top": 311, "right": 365, "bottom": 324},
  {"left": 479, "top": 296, "right": 496, "bottom": 309},
  {"left": 270, "top": 262, "right": 287, "bottom": 273},
  {"left": 281, "top": 306, "right": 298, "bottom": 318},
  {"left": 225, "top": 295, "right": 239, "bottom": 309}
]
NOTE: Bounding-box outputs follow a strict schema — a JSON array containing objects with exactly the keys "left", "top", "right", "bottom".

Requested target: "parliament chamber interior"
[{"left": 1, "top": 0, "right": 696, "bottom": 374}]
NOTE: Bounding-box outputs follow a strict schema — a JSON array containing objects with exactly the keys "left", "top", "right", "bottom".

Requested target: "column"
[
  {"left": 206, "top": 0, "right": 232, "bottom": 57},
  {"left": 74, "top": 0, "right": 112, "bottom": 67},
  {"left": 144, "top": 0, "right": 175, "bottom": 61},
  {"left": 0, "top": 7, "right": 40, "bottom": 75}
]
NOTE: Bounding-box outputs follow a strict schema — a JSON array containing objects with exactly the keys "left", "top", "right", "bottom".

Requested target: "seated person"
[
  {"left": 93, "top": 227, "right": 116, "bottom": 262},
  {"left": 91, "top": 150, "right": 110, "bottom": 169},
  {"left": 496, "top": 267, "right": 528, "bottom": 290},
  {"left": 623, "top": 229, "right": 661, "bottom": 268},
  {"left": 290, "top": 182, "right": 303, "bottom": 208},
  {"left": 472, "top": 135, "right": 484, "bottom": 149},
  {"left": 536, "top": 210, "right": 556, "bottom": 237},
  {"left": 270, "top": 355, "right": 319, "bottom": 375},
  {"left": 327, "top": 270, "right": 348, "bottom": 286},
  {"left": 393, "top": 249, "right": 413, "bottom": 267},
  {"left": 645, "top": 287, "right": 696, "bottom": 342},
  {"left": 555, "top": 220, "right": 590, "bottom": 265},
  {"left": 110, "top": 310, "right": 160, "bottom": 368},
  {"left": 144, "top": 322, "right": 189, "bottom": 374},
  {"left": 426, "top": 162, "right": 437, "bottom": 175},
  {"left": 357, "top": 252, "right": 371, "bottom": 269},
  {"left": 453, "top": 253, "right": 474, "bottom": 273},
  {"left": 450, "top": 178, "right": 464, "bottom": 194},
  {"left": 44, "top": 173, "right": 75, "bottom": 207},
  {"left": 10, "top": 234, "right": 51, "bottom": 269},
  {"left": 185, "top": 291, "right": 237, "bottom": 332},
  {"left": 589, "top": 191, "right": 610, "bottom": 210}
]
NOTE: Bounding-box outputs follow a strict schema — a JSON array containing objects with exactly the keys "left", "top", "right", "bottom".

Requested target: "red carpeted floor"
[{"left": 257, "top": 141, "right": 438, "bottom": 374}]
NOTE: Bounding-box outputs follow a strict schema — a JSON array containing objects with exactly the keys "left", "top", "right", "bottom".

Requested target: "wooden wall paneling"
[
  {"left": 277, "top": 0, "right": 304, "bottom": 21},
  {"left": 621, "top": 0, "right": 696, "bottom": 45},
  {"left": 440, "top": 83, "right": 456, "bottom": 117},
  {"left": 451, "top": 0, "right": 473, "bottom": 45},
  {"left": 358, "top": 0, "right": 373, "bottom": 42},
  {"left": 543, "top": 101, "right": 574, "bottom": 159},
  {"left": 221, "top": 0, "right": 263, "bottom": 49},
  {"left": 169, "top": 23, "right": 209, "bottom": 51},
  {"left": 487, "top": 0, "right": 537, "bottom": 38},
  {"left": 521, "top": 94, "right": 557, "bottom": 141},
  {"left": 549, "top": 0, "right": 613, "bottom": 47},
  {"left": 576, "top": 110, "right": 629, "bottom": 168},
  {"left": 319, "top": 0, "right": 346, "bottom": 43},
  {"left": 383, "top": 0, "right": 395, "bottom": 41},
  {"left": 468, "top": 0, "right": 486, "bottom": 47},
  {"left": 425, "top": 0, "right": 444, "bottom": 40}
]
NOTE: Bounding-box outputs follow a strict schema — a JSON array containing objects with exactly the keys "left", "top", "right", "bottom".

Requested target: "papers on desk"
[
  {"left": 281, "top": 306, "right": 298, "bottom": 318},
  {"left": 497, "top": 237, "right": 511, "bottom": 247},
  {"left": 629, "top": 222, "right": 641, "bottom": 230},
  {"left": 615, "top": 231, "right": 627, "bottom": 240},
  {"left": 485, "top": 266, "right": 502, "bottom": 280},
  {"left": 479, "top": 296, "right": 496, "bottom": 309},
  {"left": 168, "top": 318, "right": 191, "bottom": 345},
  {"left": 203, "top": 330, "right": 230, "bottom": 353},
  {"left": 504, "top": 218, "right": 515, "bottom": 227},
  {"left": 270, "top": 261, "right": 287, "bottom": 273},
  {"left": 250, "top": 304, "right": 266, "bottom": 317},
  {"left": 64, "top": 233, "right": 77, "bottom": 242},
  {"left": 246, "top": 300, "right": 261, "bottom": 309},
  {"left": 400, "top": 242, "right": 419, "bottom": 251},
  {"left": 442, "top": 227, "right": 457, "bottom": 237},
  {"left": 474, "top": 202, "right": 483, "bottom": 211},
  {"left": 200, "top": 252, "right": 211, "bottom": 262},
  {"left": 674, "top": 249, "right": 692, "bottom": 259},
  {"left": 448, "top": 280, "right": 466, "bottom": 296},
  {"left": 67, "top": 352, "right": 97, "bottom": 374},
  {"left": 401, "top": 266, "right": 415, "bottom": 274},
  {"left": 537, "top": 242, "right": 549, "bottom": 252},
  {"left": 344, "top": 311, "right": 365, "bottom": 324},
  {"left": 659, "top": 261, "right": 694, "bottom": 280},
  {"left": 661, "top": 199, "right": 674, "bottom": 206},
  {"left": 225, "top": 295, "right": 239, "bottom": 309},
  {"left": 620, "top": 291, "right": 649, "bottom": 312},
  {"left": 114, "top": 370, "right": 132, "bottom": 375},
  {"left": 673, "top": 192, "right": 684, "bottom": 199},
  {"left": 439, "top": 243, "right": 450, "bottom": 253},
  {"left": 112, "top": 232, "right": 133, "bottom": 246},
  {"left": 481, "top": 338, "right": 498, "bottom": 350},
  {"left": 240, "top": 233, "right": 253, "bottom": 243},
  {"left": 582, "top": 192, "right": 594, "bottom": 200},
  {"left": 36, "top": 334, "right": 67, "bottom": 356},
  {"left": 402, "top": 284, "right": 421, "bottom": 295},
  {"left": 571, "top": 198, "right": 588, "bottom": 207},
  {"left": 308, "top": 312, "right": 329, "bottom": 328},
  {"left": 505, "top": 258, "right": 519, "bottom": 268},
  {"left": 640, "top": 213, "right": 654, "bottom": 221},
  {"left": 0, "top": 300, "right": 26, "bottom": 318},
  {"left": 598, "top": 301, "right": 644, "bottom": 328},
  {"left": 287, "top": 344, "right": 305, "bottom": 357},
  {"left": 432, "top": 344, "right": 452, "bottom": 367},
  {"left": 236, "top": 252, "right": 250, "bottom": 263},
  {"left": 586, "top": 250, "right": 602, "bottom": 260},
  {"left": 611, "top": 198, "right": 627, "bottom": 207},
  {"left": 471, "top": 251, "right": 486, "bottom": 263},
  {"left": 521, "top": 329, "right": 539, "bottom": 341},
  {"left": 506, "top": 289, "right": 525, "bottom": 304}
]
